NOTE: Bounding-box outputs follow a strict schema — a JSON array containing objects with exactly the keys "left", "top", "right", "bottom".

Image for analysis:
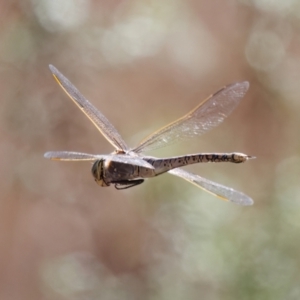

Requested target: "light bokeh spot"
[
  {"left": 32, "top": 0, "right": 90, "bottom": 32},
  {"left": 101, "top": 0, "right": 181, "bottom": 64},
  {"left": 274, "top": 156, "right": 300, "bottom": 227},
  {"left": 245, "top": 30, "right": 285, "bottom": 71},
  {"left": 253, "top": 0, "right": 296, "bottom": 14},
  {"left": 41, "top": 252, "right": 102, "bottom": 297}
]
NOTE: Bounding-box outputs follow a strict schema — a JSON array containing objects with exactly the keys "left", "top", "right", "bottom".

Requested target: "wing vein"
[
  {"left": 133, "top": 82, "right": 249, "bottom": 153},
  {"left": 49, "top": 65, "right": 128, "bottom": 151}
]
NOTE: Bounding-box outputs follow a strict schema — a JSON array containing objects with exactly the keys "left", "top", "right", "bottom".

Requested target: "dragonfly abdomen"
[
  {"left": 189, "top": 153, "right": 252, "bottom": 163},
  {"left": 145, "top": 152, "right": 252, "bottom": 175}
]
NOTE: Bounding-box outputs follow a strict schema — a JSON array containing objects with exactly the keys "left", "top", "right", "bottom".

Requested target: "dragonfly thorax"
[{"left": 91, "top": 157, "right": 150, "bottom": 189}]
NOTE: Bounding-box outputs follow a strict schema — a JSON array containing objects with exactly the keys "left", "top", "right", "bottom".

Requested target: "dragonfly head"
[{"left": 91, "top": 159, "right": 110, "bottom": 187}]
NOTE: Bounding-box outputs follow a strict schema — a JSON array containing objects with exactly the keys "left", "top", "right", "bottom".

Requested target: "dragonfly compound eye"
[{"left": 91, "top": 160, "right": 109, "bottom": 187}]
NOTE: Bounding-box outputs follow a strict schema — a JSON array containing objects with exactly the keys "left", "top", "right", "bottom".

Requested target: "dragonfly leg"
[{"left": 114, "top": 179, "right": 144, "bottom": 190}]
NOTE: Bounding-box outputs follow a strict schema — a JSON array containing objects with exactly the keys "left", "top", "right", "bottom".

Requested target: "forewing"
[
  {"left": 44, "top": 151, "right": 104, "bottom": 161},
  {"left": 133, "top": 82, "right": 249, "bottom": 153},
  {"left": 168, "top": 168, "right": 253, "bottom": 206},
  {"left": 49, "top": 65, "right": 128, "bottom": 151},
  {"left": 44, "top": 151, "right": 155, "bottom": 169}
]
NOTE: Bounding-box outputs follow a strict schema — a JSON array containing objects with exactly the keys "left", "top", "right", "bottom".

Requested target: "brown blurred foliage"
[{"left": 1, "top": 0, "right": 300, "bottom": 299}]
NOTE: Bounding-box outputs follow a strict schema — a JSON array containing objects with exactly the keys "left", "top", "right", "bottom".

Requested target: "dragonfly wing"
[
  {"left": 49, "top": 65, "right": 128, "bottom": 151},
  {"left": 44, "top": 151, "right": 105, "bottom": 161},
  {"left": 44, "top": 151, "right": 154, "bottom": 169},
  {"left": 133, "top": 82, "right": 249, "bottom": 153},
  {"left": 168, "top": 168, "right": 253, "bottom": 206}
]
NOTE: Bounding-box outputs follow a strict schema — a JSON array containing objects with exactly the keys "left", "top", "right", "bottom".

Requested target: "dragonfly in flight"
[{"left": 45, "top": 65, "right": 254, "bottom": 206}]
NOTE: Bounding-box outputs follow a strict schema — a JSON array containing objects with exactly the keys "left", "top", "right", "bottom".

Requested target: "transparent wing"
[
  {"left": 49, "top": 65, "right": 128, "bottom": 151},
  {"left": 44, "top": 151, "right": 104, "bottom": 161},
  {"left": 44, "top": 151, "right": 155, "bottom": 169},
  {"left": 133, "top": 82, "right": 249, "bottom": 153},
  {"left": 168, "top": 168, "right": 253, "bottom": 206}
]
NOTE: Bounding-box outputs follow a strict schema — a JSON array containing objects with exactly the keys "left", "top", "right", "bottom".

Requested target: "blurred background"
[{"left": 0, "top": 0, "right": 300, "bottom": 299}]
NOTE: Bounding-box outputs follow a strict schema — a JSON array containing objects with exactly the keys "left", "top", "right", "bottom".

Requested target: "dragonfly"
[{"left": 45, "top": 65, "right": 254, "bottom": 206}]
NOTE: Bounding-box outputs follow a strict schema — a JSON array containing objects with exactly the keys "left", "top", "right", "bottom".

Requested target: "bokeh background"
[{"left": 1, "top": 0, "right": 300, "bottom": 299}]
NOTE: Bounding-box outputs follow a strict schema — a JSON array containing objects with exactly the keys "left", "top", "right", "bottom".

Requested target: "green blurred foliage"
[{"left": 1, "top": 0, "right": 300, "bottom": 299}]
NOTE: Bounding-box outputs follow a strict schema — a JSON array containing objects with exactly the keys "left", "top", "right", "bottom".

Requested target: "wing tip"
[
  {"left": 44, "top": 152, "right": 55, "bottom": 160},
  {"left": 48, "top": 64, "right": 56, "bottom": 73},
  {"left": 245, "top": 199, "right": 254, "bottom": 206},
  {"left": 247, "top": 155, "right": 256, "bottom": 160},
  {"left": 217, "top": 194, "right": 254, "bottom": 206},
  {"left": 231, "top": 81, "right": 250, "bottom": 92},
  {"left": 237, "top": 197, "right": 254, "bottom": 206},
  {"left": 242, "top": 81, "right": 250, "bottom": 93},
  {"left": 241, "top": 80, "right": 250, "bottom": 88}
]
